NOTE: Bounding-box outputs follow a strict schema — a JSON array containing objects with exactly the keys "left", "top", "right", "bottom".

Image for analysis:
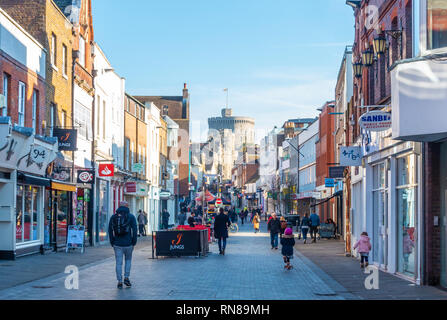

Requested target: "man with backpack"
[{"left": 108, "top": 201, "right": 138, "bottom": 289}]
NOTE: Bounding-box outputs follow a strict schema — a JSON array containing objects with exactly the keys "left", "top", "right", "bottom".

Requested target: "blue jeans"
[
  {"left": 302, "top": 227, "right": 309, "bottom": 240},
  {"left": 270, "top": 232, "right": 279, "bottom": 248},
  {"left": 218, "top": 237, "right": 227, "bottom": 252},
  {"left": 113, "top": 246, "right": 133, "bottom": 282}
]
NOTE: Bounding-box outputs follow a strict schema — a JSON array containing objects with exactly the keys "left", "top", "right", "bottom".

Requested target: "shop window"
[
  {"left": 427, "top": 0, "right": 447, "bottom": 50},
  {"left": 16, "top": 185, "right": 40, "bottom": 244},
  {"left": 396, "top": 154, "right": 418, "bottom": 277}
]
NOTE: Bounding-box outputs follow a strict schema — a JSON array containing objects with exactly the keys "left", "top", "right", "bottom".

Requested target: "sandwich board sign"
[{"left": 66, "top": 225, "right": 85, "bottom": 253}]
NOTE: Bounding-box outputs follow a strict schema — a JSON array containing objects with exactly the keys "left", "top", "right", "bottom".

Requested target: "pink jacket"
[{"left": 353, "top": 235, "right": 371, "bottom": 253}]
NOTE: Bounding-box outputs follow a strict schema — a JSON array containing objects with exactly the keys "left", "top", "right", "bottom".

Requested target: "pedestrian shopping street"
[{"left": 1, "top": 221, "right": 446, "bottom": 300}]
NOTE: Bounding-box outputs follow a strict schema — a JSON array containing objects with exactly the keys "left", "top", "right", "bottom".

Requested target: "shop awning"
[
  {"left": 17, "top": 172, "right": 51, "bottom": 187},
  {"left": 51, "top": 181, "right": 77, "bottom": 192},
  {"left": 310, "top": 191, "right": 342, "bottom": 208}
]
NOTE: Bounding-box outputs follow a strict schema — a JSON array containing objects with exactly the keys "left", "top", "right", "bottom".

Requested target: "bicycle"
[{"left": 229, "top": 223, "right": 239, "bottom": 233}]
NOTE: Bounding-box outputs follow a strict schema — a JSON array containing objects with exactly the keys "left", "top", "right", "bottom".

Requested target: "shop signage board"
[
  {"left": 325, "top": 178, "right": 335, "bottom": 188},
  {"left": 77, "top": 169, "right": 94, "bottom": 184},
  {"left": 131, "top": 163, "right": 143, "bottom": 173},
  {"left": 125, "top": 182, "right": 137, "bottom": 193},
  {"left": 329, "top": 166, "right": 345, "bottom": 179},
  {"left": 340, "top": 146, "right": 362, "bottom": 166},
  {"left": 334, "top": 181, "right": 343, "bottom": 193},
  {"left": 358, "top": 110, "right": 392, "bottom": 132},
  {"left": 98, "top": 163, "right": 114, "bottom": 177},
  {"left": 53, "top": 128, "right": 77, "bottom": 151},
  {"left": 66, "top": 225, "right": 85, "bottom": 253},
  {"left": 159, "top": 191, "right": 171, "bottom": 199},
  {"left": 155, "top": 230, "right": 201, "bottom": 257},
  {"left": 30, "top": 145, "right": 48, "bottom": 164}
]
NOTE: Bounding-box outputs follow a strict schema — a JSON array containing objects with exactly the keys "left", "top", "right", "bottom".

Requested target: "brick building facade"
[{"left": 135, "top": 83, "right": 191, "bottom": 199}]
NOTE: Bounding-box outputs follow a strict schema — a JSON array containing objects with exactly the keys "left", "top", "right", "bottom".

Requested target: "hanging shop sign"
[
  {"left": 77, "top": 169, "right": 94, "bottom": 184},
  {"left": 98, "top": 163, "right": 114, "bottom": 177},
  {"left": 125, "top": 182, "right": 137, "bottom": 193},
  {"left": 358, "top": 110, "right": 392, "bottom": 132},
  {"left": 53, "top": 128, "right": 77, "bottom": 151},
  {"left": 159, "top": 191, "right": 172, "bottom": 199},
  {"left": 340, "top": 146, "right": 362, "bottom": 166},
  {"left": 329, "top": 166, "right": 345, "bottom": 179},
  {"left": 131, "top": 163, "right": 144, "bottom": 173},
  {"left": 325, "top": 178, "right": 335, "bottom": 188},
  {"left": 334, "top": 181, "right": 343, "bottom": 193}
]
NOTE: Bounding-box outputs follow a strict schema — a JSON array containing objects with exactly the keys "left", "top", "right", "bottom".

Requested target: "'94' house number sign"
[{"left": 30, "top": 145, "right": 47, "bottom": 164}]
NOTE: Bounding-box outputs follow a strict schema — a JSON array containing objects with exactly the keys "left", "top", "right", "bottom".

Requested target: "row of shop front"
[{"left": 0, "top": 118, "right": 175, "bottom": 260}]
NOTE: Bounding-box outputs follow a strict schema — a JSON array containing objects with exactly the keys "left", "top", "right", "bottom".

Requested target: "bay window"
[{"left": 427, "top": 0, "right": 447, "bottom": 50}]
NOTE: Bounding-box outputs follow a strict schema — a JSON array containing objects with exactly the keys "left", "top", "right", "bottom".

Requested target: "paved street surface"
[
  {"left": 0, "top": 221, "right": 446, "bottom": 300},
  {"left": 0, "top": 222, "right": 353, "bottom": 300},
  {"left": 294, "top": 236, "right": 447, "bottom": 300}
]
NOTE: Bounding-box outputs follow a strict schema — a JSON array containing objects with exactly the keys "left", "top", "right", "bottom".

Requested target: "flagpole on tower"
[{"left": 224, "top": 88, "right": 229, "bottom": 109}]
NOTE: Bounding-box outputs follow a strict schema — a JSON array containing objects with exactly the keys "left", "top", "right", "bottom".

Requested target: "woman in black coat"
[{"left": 214, "top": 208, "right": 231, "bottom": 255}]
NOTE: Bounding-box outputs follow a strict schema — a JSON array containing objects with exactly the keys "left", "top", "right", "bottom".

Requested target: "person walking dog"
[
  {"left": 281, "top": 228, "right": 295, "bottom": 270},
  {"left": 108, "top": 201, "right": 138, "bottom": 289}
]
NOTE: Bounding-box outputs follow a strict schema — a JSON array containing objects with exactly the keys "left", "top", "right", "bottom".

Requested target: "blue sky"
[{"left": 92, "top": 0, "right": 355, "bottom": 142}]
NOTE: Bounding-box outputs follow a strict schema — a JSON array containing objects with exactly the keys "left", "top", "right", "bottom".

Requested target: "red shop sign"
[
  {"left": 125, "top": 182, "right": 136, "bottom": 193},
  {"left": 98, "top": 164, "right": 114, "bottom": 177}
]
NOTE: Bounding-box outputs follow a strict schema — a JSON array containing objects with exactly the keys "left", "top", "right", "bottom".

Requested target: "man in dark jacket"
[
  {"left": 162, "top": 209, "right": 170, "bottom": 229},
  {"left": 188, "top": 213, "right": 196, "bottom": 227},
  {"left": 214, "top": 208, "right": 231, "bottom": 255},
  {"left": 108, "top": 201, "right": 138, "bottom": 289},
  {"left": 178, "top": 210, "right": 187, "bottom": 225},
  {"left": 137, "top": 210, "right": 146, "bottom": 237},
  {"left": 267, "top": 212, "right": 281, "bottom": 250},
  {"left": 309, "top": 211, "right": 320, "bottom": 243}
]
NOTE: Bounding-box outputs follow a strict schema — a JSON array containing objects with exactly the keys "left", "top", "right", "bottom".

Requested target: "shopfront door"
[{"left": 373, "top": 163, "right": 388, "bottom": 268}]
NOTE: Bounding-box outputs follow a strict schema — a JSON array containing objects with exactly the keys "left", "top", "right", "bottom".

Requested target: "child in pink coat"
[{"left": 353, "top": 232, "right": 372, "bottom": 268}]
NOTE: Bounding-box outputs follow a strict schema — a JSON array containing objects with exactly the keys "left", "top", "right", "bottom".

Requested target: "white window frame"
[
  {"left": 62, "top": 44, "right": 67, "bottom": 76},
  {"left": 102, "top": 100, "right": 106, "bottom": 140},
  {"left": 79, "top": 36, "right": 86, "bottom": 67},
  {"left": 51, "top": 34, "right": 56, "bottom": 67},
  {"left": 61, "top": 110, "right": 66, "bottom": 128},
  {"left": 50, "top": 104, "right": 54, "bottom": 136},
  {"left": 32, "top": 90, "right": 37, "bottom": 133},
  {"left": 419, "top": 0, "right": 447, "bottom": 55},
  {"left": 2, "top": 73, "right": 9, "bottom": 117},
  {"left": 18, "top": 82, "right": 26, "bottom": 127}
]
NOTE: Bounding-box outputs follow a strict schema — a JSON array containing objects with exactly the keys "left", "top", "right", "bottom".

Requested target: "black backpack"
[{"left": 112, "top": 213, "right": 130, "bottom": 236}]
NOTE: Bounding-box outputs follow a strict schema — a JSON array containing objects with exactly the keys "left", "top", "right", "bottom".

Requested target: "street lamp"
[
  {"left": 362, "top": 48, "right": 375, "bottom": 67},
  {"left": 352, "top": 61, "right": 363, "bottom": 78},
  {"left": 373, "top": 34, "right": 387, "bottom": 58}
]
